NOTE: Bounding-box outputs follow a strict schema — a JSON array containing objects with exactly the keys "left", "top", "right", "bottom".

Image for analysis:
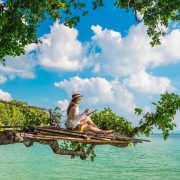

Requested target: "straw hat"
[{"left": 72, "top": 92, "right": 83, "bottom": 100}]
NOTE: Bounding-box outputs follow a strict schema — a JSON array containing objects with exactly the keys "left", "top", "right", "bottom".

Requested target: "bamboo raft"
[
  {"left": 0, "top": 125, "right": 151, "bottom": 148},
  {"left": 25, "top": 126, "right": 150, "bottom": 147}
]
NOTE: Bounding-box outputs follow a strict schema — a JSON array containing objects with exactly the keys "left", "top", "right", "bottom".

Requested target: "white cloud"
[
  {"left": 91, "top": 24, "right": 180, "bottom": 76},
  {"left": 2, "top": 22, "right": 180, "bottom": 96},
  {"left": 1, "top": 21, "right": 88, "bottom": 83},
  {"left": 25, "top": 43, "right": 38, "bottom": 53},
  {"left": 0, "top": 53, "right": 37, "bottom": 81},
  {"left": 124, "top": 70, "right": 175, "bottom": 94},
  {"left": 55, "top": 76, "right": 136, "bottom": 113},
  {"left": 90, "top": 23, "right": 180, "bottom": 93},
  {"left": 143, "top": 105, "right": 152, "bottom": 113},
  {"left": 38, "top": 21, "right": 88, "bottom": 71},
  {"left": 0, "top": 89, "right": 12, "bottom": 101},
  {"left": 0, "top": 27, "right": 38, "bottom": 81},
  {"left": 0, "top": 76, "right": 7, "bottom": 83},
  {"left": 136, "top": 11, "right": 143, "bottom": 21},
  {"left": 0, "top": 35, "right": 37, "bottom": 82},
  {"left": 57, "top": 99, "right": 69, "bottom": 113}
]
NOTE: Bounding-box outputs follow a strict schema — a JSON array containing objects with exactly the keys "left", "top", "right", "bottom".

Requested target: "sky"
[{"left": 0, "top": 2, "right": 180, "bottom": 130}]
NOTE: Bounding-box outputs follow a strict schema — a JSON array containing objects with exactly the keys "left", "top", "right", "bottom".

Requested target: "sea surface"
[{"left": 0, "top": 134, "right": 180, "bottom": 180}]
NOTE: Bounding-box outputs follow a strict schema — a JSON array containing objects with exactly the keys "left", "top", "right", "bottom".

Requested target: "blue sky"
[{"left": 0, "top": 2, "right": 180, "bottom": 130}]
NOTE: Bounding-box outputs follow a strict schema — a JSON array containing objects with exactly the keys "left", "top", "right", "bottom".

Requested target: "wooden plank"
[
  {"left": 35, "top": 127, "right": 130, "bottom": 140},
  {"left": 29, "top": 136, "right": 129, "bottom": 146},
  {"left": 35, "top": 131, "right": 115, "bottom": 142},
  {"left": 33, "top": 127, "right": 150, "bottom": 143},
  {"left": 35, "top": 127, "right": 85, "bottom": 136},
  {"left": 28, "top": 134, "right": 133, "bottom": 145},
  {"left": 0, "top": 125, "right": 150, "bottom": 143}
]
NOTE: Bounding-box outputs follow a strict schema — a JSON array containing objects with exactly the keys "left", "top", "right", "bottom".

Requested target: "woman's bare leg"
[
  {"left": 82, "top": 124, "right": 104, "bottom": 133},
  {"left": 80, "top": 117, "right": 97, "bottom": 128},
  {"left": 86, "top": 117, "right": 97, "bottom": 127},
  {"left": 82, "top": 124, "right": 114, "bottom": 134}
]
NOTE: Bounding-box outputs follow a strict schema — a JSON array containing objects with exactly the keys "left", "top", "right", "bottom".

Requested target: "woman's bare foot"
[
  {"left": 104, "top": 130, "right": 114, "bottom": 135},
  {"left": 91, "top": 124, "right": 98, "bottom": 128},
  {"left": 15, "top": 133, "right": 24, "bottom": 141}
]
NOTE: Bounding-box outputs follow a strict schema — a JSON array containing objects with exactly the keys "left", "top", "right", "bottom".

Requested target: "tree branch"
[
  {"left": 0, "top": 131, "right": 21, "bottom": 145},
  {"left": 0, "top": 130, "right": 96, "bottom": 160},
  {"left": 40, "top": 140, "right": 96, "bottom": 160},
  {"left": 130, "top": 125, "right": 146, "bottom": 137}
]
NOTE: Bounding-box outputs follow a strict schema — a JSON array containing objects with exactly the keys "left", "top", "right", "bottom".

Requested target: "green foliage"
[
  {"left": 134, "top": 107, "right": 143, "bottom": 115},
  {"left": 0, "top": 100, "right": 50, "bottom": 127},
  {"left": 114, "top": 0, "right": 180, "bottom": 46},
  {"left": 90, "top": 149, "right": 96, "bottom": 162},
  {"left": 0, "top": 0, "right": 88, "bottom": 62},
  {"left": 60, "top": 140, "right": 96, "bottom": 161},
  {"left": 90, "top": 92, "right": 180, "bottom": 140},
  {"left": 91, "top": 108, "right": 133, "bottom": 136},
  {"left": 60, "top": 141, "right": 87, "bottom": 153},
  {"left": 51, "top": 106, "right": 62, "bottom": 121},
  {"left": 132, "top": 92, "right": 180, "bottom": 139},
  {"left": 1, "top": 0, "right": 179, "bottom": 62}
]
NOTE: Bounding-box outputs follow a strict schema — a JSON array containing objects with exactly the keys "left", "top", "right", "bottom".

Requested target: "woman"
[{"left": 65, "top": 93, "right": 114, "bottom": 134}]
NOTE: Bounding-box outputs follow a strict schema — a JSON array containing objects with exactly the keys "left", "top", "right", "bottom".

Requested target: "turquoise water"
[{"left": 0, "top": 134, "right": 180, "bottom": 180}]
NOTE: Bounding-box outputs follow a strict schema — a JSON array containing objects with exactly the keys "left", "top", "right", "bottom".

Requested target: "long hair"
[{"left": 67, "top": 98, "right": 78, "bottom": 116}]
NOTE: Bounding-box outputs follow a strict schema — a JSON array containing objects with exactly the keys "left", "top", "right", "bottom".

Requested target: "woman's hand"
[{"left": 84, "top": 109, "right": 89, "bottom": 114}]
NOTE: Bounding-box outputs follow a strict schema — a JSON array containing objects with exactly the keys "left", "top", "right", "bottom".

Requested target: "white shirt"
[
  {"left": 75, "top": 105, "right": 80, "bottom": 116},
  {"left": 72, "top": 105, "right": 86, "bottom": 127}
]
